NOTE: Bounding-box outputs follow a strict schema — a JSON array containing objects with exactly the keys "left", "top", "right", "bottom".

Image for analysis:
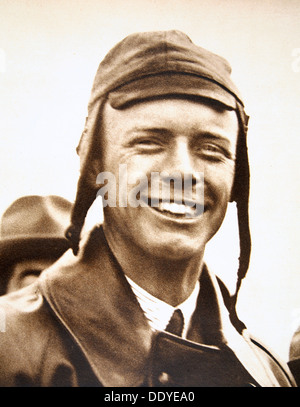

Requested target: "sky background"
[{"left": 0, "top": 0, "right": 299, "bottom": 361}]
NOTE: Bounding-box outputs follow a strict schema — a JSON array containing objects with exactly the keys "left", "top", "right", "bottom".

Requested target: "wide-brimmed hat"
[{"left": 0, "top": 195, "right": 72, "bottom": 265}]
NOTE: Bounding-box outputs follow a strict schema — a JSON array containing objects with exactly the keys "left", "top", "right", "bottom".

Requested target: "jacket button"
[{"left": 158, "top": 372, "right": 170, "bottom": 384}]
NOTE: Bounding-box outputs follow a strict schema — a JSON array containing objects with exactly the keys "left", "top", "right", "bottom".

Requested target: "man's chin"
[{"left": 140, "top": 234, "right": 205, "bottom": 261}]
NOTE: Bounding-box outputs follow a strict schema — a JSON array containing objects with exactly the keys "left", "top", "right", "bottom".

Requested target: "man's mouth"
[{"left": 151, "top": 200, "right": 204, "bottom": 219}]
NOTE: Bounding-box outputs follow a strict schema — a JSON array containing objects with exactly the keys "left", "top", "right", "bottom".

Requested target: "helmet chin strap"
[{"left": 228, "top": 196, "right": 251, "bottom": 333}]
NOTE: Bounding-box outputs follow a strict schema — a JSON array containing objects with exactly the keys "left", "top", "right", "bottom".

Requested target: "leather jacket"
[{"left": 0, "top": 227, "right": 295, "bottom": 387}]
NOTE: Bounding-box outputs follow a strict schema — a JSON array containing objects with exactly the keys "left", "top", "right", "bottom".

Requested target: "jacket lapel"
[
  {"left": 41, "top": 227, "right": 154, "bottom": 387},
  {"left": 198, "top": 269, "right": 283, "bottom": 386}
]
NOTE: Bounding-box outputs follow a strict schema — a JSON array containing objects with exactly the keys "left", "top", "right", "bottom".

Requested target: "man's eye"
[
  {"left": 199, "top": 143, "right": 222, "bottom": 154},
  {"left": 203, "top": 144, "right": 220, "bottom": 153},
  {"left": 138, "top": 139, "right": 157, "bottom": 145},
  {"left": 134, "top": 138, "right": 163, "bottom": 150},
  {"left": 197, "top": 143, "right": 231, "bottom": 160}
]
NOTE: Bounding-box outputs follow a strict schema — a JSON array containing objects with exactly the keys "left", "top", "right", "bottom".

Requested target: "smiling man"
[{"left": 0, "top": 31, "right": 296, "bottom": 387}]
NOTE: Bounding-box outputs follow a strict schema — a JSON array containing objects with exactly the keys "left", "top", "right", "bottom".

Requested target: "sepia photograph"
[{"left": 0, "top": 0, "right": 299, "bottom": 390}]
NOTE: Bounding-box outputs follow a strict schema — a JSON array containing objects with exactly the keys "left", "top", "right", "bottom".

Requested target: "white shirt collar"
[{"left": 125, "top": 275, "right": 200, "bottom": 338}]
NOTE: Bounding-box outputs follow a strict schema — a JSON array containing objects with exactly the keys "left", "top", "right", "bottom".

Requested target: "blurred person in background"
[{"left": 0, "top": 195, "right": 72, "bottom": 295}]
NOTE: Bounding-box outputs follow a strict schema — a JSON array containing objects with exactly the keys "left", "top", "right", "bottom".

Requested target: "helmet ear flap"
[
  {"left": 230, "top": 108, "right": 250, "bottom": 203},
  {"left": 65, "top": 99, "right": 106, "bottom": 255},
  {"left": 227, "top": 105, "right": 251, "bottom": 317}
]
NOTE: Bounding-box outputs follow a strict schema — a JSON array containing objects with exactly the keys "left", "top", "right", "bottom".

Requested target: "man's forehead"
[{"left": 103, "top": 96, "right": 239, "bottom": 142}]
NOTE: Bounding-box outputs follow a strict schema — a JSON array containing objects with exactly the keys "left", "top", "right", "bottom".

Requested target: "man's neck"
[{"left": 103, "top": 224, "right": 204, "bottom": 307}]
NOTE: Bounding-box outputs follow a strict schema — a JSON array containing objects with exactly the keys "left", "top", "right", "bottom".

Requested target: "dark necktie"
[{"left": 165, "top": 309, "right": 184, "bottom": 337}]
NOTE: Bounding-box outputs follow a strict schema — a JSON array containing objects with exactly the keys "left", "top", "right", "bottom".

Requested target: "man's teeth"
[{"left": 158, "top": 202, "right": 196, "bottom": 216}]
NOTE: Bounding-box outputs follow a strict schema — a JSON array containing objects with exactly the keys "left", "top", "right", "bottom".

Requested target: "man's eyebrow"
[
  {"left": 193, "top": 132, "right": 233, "bottom": 143},
  {"left": 127, "top": 127, "right": 173, "bottom": 137}
]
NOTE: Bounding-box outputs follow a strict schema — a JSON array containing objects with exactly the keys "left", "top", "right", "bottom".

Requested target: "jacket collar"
[{"left": 40, "top": 226, "right": 279, "bottom": 387}]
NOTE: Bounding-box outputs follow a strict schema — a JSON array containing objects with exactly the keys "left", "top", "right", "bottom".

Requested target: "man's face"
[{"left": 101, "top": 97, "right": 238, "bottom": 260}]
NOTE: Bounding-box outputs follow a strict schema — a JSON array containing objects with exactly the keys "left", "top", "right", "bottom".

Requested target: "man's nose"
[
  {"left": 159, "top": 139, "right": 204, "bottom": 203},
  {"left": 167, "top": 139, "right": 202, "bottom": 181}
]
